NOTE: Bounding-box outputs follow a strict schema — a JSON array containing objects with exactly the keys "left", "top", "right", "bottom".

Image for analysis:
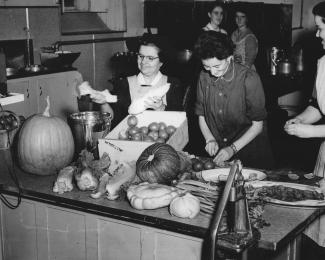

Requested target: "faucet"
[
  {"left": 51, "top": 41, "right": 61, "bottom": 52},
  {"left": 208, "top": 160, "right": 256, "bottom": 260}
]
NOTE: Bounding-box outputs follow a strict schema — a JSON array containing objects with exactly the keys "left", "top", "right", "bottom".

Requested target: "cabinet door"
[
  {"left": 36, "top": 72, "right": 79, "bottom": 121},
  {"left": 0, "top": 198, "right": 38, "bottom": 260},
  {"left": 6, "top": 79, "right": 38, "bottom": 118},
  {"left": 3, "top": 0, "right": 57, "bottom": 6}
]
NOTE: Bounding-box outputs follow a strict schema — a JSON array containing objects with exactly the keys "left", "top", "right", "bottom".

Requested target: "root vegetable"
[
  {"left": 53, "top": 166, "right": 76, "bottom": 194},
  {"left": 75, "top": 167, "right": 99, "bottom": 191},
  {"left": 106, "top": 161, "right": 136, "bottom": 200}
]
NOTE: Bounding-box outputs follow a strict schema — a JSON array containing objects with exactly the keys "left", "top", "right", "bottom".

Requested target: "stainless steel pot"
[
  {"left": 176, "top": 49, "right": 193, "bottom": 64},
  {"left": 277, "top": 58, "right": 295, "bottom": 75}
]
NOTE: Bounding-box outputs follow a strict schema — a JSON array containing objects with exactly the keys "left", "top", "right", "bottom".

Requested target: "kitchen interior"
[{"left": 0, "top": 0, "right": 325, "bottom": 260}]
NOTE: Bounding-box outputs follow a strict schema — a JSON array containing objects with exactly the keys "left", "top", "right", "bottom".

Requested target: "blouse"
[{"left": 195, "top": 61, "right": 266, "bottom": 147}]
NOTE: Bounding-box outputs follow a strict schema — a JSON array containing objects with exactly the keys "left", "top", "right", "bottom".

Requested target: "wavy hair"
[{"left": 194, "top": 31, "right": 234, "bottom": 60}]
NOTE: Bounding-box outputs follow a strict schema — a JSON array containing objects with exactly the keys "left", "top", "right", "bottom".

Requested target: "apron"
[
  {"left": 127, "top": 73, "right": 168, "bottom": 106},
  {"left": 232, "top": 33, "right": 257, "bottom": 70}
]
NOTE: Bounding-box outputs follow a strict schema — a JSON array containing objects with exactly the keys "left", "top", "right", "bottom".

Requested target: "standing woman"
[
  {"left": 231, "top": 7, "right": 258, "bottom": 69},
  {"left": 285, "top": 2, "right": 325, "bottom": 178},
  {"left": 202, "top": 2, "right": 227, "bottom": 34},
  {"left": 194, "top": 31, "right": 274, "bottom": 169}
]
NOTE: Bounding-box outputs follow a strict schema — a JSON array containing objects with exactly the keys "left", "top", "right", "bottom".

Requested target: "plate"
[
  {"left": 198, "top": 168, "right": 267, "bottom": 182},
  {"left": 247, "top": 181, "right": 325, "bottom": 207}
]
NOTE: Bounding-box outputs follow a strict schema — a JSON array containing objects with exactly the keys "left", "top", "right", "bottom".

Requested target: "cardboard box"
[{"left": 98, "top": 111, "right": 188, "bottom": 162}]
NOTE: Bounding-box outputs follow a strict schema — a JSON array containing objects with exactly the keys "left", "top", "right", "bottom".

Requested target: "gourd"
[
  {"left": 18, "top": 96, "right": 75, "bottom": 175},
  {"left": 169, "top": 192, "right": 200, "bottom": 219},
  {"left": 127, "top": 182, "right": 180, "bottom": 210},
  {"left": 136, "top": 143, "right": 180, "bottom": 184}
]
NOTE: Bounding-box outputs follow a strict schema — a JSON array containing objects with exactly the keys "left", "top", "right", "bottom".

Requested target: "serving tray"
[
  {"left": 196, "top": 168, "right": 267, "bottom": 182},
  {"left": 247, "top": 181, "right": 325, "bottom": 207}
]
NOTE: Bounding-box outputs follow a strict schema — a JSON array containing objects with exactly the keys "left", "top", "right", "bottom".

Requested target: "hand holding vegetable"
[
  {"left": 205, "top": 140, "right": 219, "bottom": 156},
  {"left": 213, "top": 146, "right": 234, "bottom": 166}
]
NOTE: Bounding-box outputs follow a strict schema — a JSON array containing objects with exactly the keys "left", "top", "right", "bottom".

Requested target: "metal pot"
[
  {"left": 176, "top": 49, "right": 193, "bottom": 64},
  {"left": 277, "top": 58, "right": 295, "bottom": 75}
]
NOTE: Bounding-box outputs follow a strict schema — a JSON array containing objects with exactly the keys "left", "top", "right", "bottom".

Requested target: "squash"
[
  {"left": 18, "top": 96, "right": 75, "bottom": 175},
  {"left": 136, "top": 143, "right": 180, "bottom": 184},
  {"left": 169, "top": 192, "right": 200, "bottom": 219},
  {"left": 127, "top": 182, "right": 180, "bottom": 210}
]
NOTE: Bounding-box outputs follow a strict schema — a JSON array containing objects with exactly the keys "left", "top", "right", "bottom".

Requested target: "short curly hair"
[
  {"left": 313, "top": 2, "right": 325, "bottom": 22},
  {"left": 194, "top": 31, "right": 233, "bottom": 60},
  {"left": 138, "top": 34, "right": 169, "bottom": 63}
]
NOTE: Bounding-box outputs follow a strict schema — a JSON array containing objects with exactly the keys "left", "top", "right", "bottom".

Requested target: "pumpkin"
[
  {"left": 18, "top": 96, "right": 75, "bottom": 175},
  {"left": 169, "top": 192, "right": 200, "bottom": 219},
  {"left": 136, "top": 143, "right": 180, "bottom": 184}
]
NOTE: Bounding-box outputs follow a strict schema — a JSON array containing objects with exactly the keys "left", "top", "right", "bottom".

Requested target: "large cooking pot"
[
  {"left": 277, "top": 58, "right": 295, "bottom": 75},
  {"left": 176, "top": 49, "right": 193, "bottom": 64}
]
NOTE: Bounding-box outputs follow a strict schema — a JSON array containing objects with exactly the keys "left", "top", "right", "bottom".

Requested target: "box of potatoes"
[{"left": 98, "top": 111, "right": 188, "bottom": 162}]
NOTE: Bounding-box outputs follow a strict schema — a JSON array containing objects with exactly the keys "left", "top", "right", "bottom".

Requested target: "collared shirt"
[
  {"left": 195, "top": 61, "right": 266, "bottom": 147},
  {"left": 202, "top": 23, "right": 227, "bottom": 34}
]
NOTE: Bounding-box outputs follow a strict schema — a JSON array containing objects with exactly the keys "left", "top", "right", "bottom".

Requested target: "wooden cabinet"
[
  {"left": 0, "top": 196, "right": 203, "bottom": 260},
  {"left": 1, "top": 0, "right": 57, "bottom": 6},
  {"left": 5, "top": 78, "right": 37, "bottom": 118},
  {"left": 7, "top": 71, "right": 81, "bottom": 120}
]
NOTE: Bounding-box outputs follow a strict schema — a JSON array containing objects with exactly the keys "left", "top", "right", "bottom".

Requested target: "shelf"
[{"left": 0, "top": 93, "right": 24, "bottom": 106}]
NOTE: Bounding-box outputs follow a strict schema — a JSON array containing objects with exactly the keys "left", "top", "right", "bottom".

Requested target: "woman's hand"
[
  {"left": 284, "top": 123, "right": 315, "bottom": 138},
  {"left": 144, "top": 96, "right": 165, "bottom": 111},
  {"left": 205, "top": 140, "right": 219, "bottom": 156},
  {"left": 284, "top": 117, "right": 302, "bottom": 128},
  {"left": 213, "top": 146, "right": 235, "bottom": 166}
]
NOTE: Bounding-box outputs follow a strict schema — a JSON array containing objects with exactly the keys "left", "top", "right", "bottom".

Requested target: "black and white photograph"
[{"left": 1, "top": 0, "right": 325, "bottom": 259}]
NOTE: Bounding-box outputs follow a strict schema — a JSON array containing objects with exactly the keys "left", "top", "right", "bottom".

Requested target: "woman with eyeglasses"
[
  {"left": 231, "top": 7, "right": 258, "bottom": 69},
  {"left": 202, "top": 2, "right": 227, "bottom": 34},
  {"left": 91, "top": 34, "right": 183, "bottom": 127},
  {"left": 194, "top": 31, "right": 274, "bottom": 168}
]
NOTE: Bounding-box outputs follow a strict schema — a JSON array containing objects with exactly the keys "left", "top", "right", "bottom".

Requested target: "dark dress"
[
  {"left": 195, "top": 61, "right": 274, "bottom": 169},
  {"left": 110, "top": 76, "right": 184, "bottom": 128}
]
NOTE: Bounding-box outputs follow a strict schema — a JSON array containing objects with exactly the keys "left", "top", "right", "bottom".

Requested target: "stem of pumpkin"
[{"left": 43, "top": 96, "right": 51, "bottom": 117}]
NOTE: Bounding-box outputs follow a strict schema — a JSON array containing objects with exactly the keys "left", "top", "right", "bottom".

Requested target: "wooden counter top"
[{"left": 0, "top": 150, "right": 323, "bottom": 252}]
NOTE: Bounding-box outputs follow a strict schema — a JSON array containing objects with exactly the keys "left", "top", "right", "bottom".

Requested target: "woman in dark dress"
[
  {"left": 91, "top": 35, "right": 183, "bottom": 128},
  {"left": 194, "top": 31, "right": 274, "bottom": 169}
]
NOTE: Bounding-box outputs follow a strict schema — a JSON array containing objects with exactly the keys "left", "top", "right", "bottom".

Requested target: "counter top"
[
  {"left": 0, "top": 150, "right": 323, "bottom": 252},
  {"left": 7, "top": 67, "right": 77, "bottom": 80}
]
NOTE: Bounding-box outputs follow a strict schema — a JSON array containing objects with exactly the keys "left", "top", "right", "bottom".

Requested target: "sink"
[{"left": 40, "top": 51, "right": 81, "bottom": 68}]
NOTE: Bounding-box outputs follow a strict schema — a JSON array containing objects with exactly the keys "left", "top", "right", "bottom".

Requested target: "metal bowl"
[
  {"left": 40, "top": 51, "right": 81, "bottom": 68},
  {"left": 25, "top": 64, "right": 44, "bottom": 73},
  {"left": 6, "top": 67, "right": 18, "bottom": 76}
]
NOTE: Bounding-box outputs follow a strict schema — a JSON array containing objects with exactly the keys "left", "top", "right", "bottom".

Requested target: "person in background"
[
  {"left": 91, "top": 34, "right": 184, "bottom": 128},
  {"left": 194, "top": 31, "right": 274, "bottom": 169},
  {"left": 231, "top": 7, "right": 258, "bottom": 69},
  {"left": 202, "top": 2, "right": 227, "bottom": 34},
  {"left": 285, "top": 1, "right": 325, "bottom": 178}
]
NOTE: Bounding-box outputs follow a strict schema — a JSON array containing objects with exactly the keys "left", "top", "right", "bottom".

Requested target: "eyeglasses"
[{"left": 137, "top": 54, "right": 159, "bottom": 62}]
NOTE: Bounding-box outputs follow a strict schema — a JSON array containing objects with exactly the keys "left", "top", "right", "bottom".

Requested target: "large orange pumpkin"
[{"left": 18, "top": 97, "right": 74, "bottom": 175}]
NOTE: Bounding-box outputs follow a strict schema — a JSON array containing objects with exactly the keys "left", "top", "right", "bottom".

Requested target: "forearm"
[
  {"left": 308, "top": 124, "right": 325, "bottom": 138},
  {"left": 295, "top": 106, "right": 322, "bottom": 124},
  {"left": 233, "top": 121, "right": 263, "bottom": 151},
  {"left": 198, "top": 116, "right": 215, "bottom": 142}
]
